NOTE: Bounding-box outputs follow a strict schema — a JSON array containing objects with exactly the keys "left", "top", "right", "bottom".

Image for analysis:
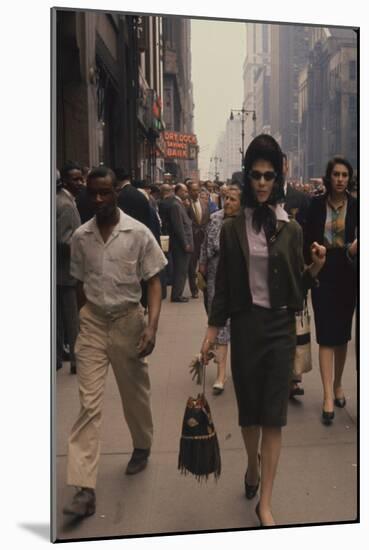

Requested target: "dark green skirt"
[{"left": 230, "top": 306, "right": 296, "bottom": 427}]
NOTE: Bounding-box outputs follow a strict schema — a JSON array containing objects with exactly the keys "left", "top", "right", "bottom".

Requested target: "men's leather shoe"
[
  {"left": 126, "top": 448, "right": 150, "bottom": 475},
  {"left": 289, "top": 382, "right": 304, "bottom": 399},
  {"left": 171, "top": 297, "right": 189, "bottom": 303},
  {"left": 63, "top": 488, "right": 96, "bottom": 518}
]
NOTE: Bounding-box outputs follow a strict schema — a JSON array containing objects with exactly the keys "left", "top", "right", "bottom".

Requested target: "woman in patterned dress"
[{"left": 199, "top": 183, "right": 242, "bottom": 394}]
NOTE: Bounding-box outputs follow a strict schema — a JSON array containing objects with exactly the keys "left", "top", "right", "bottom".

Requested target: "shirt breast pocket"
[
  {"left": 84, "top": 249, "right": 102, "bottom": 277},
  {"left": 110, "top": 258, "right": 138, "bottom": 285}
]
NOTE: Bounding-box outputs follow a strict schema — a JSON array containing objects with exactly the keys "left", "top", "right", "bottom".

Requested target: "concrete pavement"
[{"left": 55, "top": 293, "right": 357, "bottom": 540}]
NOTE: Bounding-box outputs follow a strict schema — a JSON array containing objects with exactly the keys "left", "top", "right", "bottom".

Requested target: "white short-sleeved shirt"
[{"left": 70, "top": 208, "right": 167, "bottom": 313}]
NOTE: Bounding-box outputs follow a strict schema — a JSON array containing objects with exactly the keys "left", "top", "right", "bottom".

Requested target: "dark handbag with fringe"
[{"left": 178, "top": 358, "right": 221, "bottom": 481}]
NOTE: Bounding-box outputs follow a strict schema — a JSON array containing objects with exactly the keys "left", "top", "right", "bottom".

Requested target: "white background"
[{"left": 1, "top": 1, "right": 366, "bottom": 548}]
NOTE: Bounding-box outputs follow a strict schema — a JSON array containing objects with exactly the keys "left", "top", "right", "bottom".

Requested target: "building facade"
[
  {"left": 269, "top": 24, "right": 311, "bottom": 178},
  {"left": 162, "top": 17, "right": 198, "bottom": 182},
  {"left": 242, "top": 22, "right": 357, "bottom": 180},
  {"left": 55, "top": 9, "right": 166, "bottom": 182},
  {"left": 213, "top": 118, "right": 243, "bottom": 181},
  {"left": 298, "top": 27, "right": 357, "bottom": 179},
  {"left": 242, "top": 23, "right": 270, "bottom": 147}
]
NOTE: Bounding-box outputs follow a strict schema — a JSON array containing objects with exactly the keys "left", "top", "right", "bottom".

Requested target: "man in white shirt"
[{"left": 63, "top": 166, "right": 167, "bottom": 519}]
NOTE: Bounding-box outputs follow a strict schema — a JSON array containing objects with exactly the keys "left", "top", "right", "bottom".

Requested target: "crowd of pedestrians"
[{"left": 56, "top": 137, "right": 357, "bottom": 526}]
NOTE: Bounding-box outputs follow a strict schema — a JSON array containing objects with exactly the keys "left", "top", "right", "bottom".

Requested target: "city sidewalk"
[{"left": 55, "top": 294, "right": 357, "bottom": 540}]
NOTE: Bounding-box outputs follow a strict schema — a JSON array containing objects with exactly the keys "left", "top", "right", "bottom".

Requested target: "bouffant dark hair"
[
  {"left": 241, "top": 134, "right": 285, "bottom": 207},
  {"left": 323, "top": 156, "right": 354, "bottom": 194}
]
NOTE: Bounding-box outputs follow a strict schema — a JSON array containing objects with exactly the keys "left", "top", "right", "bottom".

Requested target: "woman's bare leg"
[
  {"left": 333, "top": 344, "right": 348, "bottom": 399},
  {"left": 214, "top": 344, "right": 228, "bottom": 385},
  {"left": 319, "top": 346, "right": 335, "bottom": 411},
  {"left": 258, "top": 426, "right": 282, "bottom": 526},
  {"left": 241, "top": 425, "right": 261, "bottom": 485}
]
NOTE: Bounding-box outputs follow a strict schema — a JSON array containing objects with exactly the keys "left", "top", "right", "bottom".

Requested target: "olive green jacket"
[{"left": 208, "top": 212, "right": 314, "bottom": 327}]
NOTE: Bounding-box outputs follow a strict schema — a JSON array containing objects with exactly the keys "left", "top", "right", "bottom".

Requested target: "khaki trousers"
[{"left": 66, "top": 302, "right": 153, "bottom": 489}]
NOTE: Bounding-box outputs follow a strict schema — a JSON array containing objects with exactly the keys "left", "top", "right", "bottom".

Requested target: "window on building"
[
  {"left": 349, "top": 61, "right": 356, "bottom": 80},
  {"left": 262, "top": 24, "right": 269, "bottom": 53},
  {"left": 349, "top": 95, "right": 356, "bottom": 113}
]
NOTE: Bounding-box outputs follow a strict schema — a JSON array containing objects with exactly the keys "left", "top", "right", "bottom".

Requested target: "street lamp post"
[
  {"left": 230, "top": 108, "right": 256, "bottom": 168},
  {"left": 210, "top": 156, "right": 222, "bottom": 182}
]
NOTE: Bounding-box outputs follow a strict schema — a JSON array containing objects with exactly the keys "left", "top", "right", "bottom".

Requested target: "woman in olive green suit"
[{"left": 201, "top": 135, "right": 326, "bottom": 527}]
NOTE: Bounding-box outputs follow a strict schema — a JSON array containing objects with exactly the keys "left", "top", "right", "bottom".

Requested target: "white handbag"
[{"left": 293, "top": 302, "right": 312, "bottom": 376}]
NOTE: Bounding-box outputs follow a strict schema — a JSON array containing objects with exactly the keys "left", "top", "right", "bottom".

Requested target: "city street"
[{"left": 55, "top": 291, "right": 357, "bottom": 541}]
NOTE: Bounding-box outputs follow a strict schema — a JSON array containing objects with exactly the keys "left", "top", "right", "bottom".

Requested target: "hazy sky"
[{"left": 191, "top": 19, "right": 246, "bottom": 180}]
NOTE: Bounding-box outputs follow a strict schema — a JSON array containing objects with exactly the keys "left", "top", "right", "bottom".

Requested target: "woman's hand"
[
  {"left": 309, "top": 241, "right": 326, "bottom": 277},
  {"left": 200, "top": 327, "right": 218, "bottom": 365},
  {"left": 198, "top": 263, "right": 207, "bottom": 277}
]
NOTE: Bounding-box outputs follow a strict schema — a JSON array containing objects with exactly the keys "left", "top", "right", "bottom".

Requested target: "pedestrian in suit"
[
  {"left": 218, "top": 182, "right": 228, "bottom": 209},
  {"left": 186, "top": 180, "right": 210, "bottom": 298},
  {"left": 135, "top": 181, "right": 162, "bottom": 245},
  {"left": 282, "top": 153, "right": 311, "bottom": 398},
  {"left": 200, "top": 135, "right": 326, "bottom": 526},
  {"left": 76, "top": 185, "right": 95, "bottom": 224},
  {"left": 168, "top": 184, "right": 194, "bottom": 303},
  {"left": 158, "top": 184, "right": 174, "bottom": 236},
  {"left": 75, "top": 166, "right": 95, "bottom": 224},
  {"left": 116, "top": 170, "right": 151, "bottom": 229},
  {"left": 116, "top": 172, "right": 154, "bottom": 310},
  {"left": 205, "top": 179, "right": 221, "bottom": 210},
  {"left": 56, "top": 162, "right": 82, "bottom": 373},
  {"left": 304, "top": 156, "right": 357, "bottom": 426},
  {"left": 158, "top": 184, "right": 175, "bottom": 296},
  {"left": 282, "top": 154, "right": 311, "bottom": 228}
]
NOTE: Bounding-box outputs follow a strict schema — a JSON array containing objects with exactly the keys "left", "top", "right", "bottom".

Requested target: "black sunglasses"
[{"left": 248, "top": 170, "right": 277, "bottom": 182}]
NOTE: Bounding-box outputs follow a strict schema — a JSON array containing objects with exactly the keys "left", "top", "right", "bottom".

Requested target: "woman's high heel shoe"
[
  {"left": 334, "top": 397, "right": 346, "bottom": 408},
  {"left": 322, "top": 409, "right": 335, "bottom": 425},
  {"left": 212, "top": 378, "right": 227, "bottom": 395},
  {"left": 245, "top": 453, "right": 261, "bottom": 499}
]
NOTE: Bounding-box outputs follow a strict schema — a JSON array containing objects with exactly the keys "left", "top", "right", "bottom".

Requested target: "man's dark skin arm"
[
  {"left": 137, "top": 273, "right": 162, "bottom": 358},
  {"left": 76, "top": 280, "right": 87, "bottom": 311}
]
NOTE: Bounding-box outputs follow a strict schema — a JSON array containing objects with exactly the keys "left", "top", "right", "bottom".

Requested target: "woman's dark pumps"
[
  {"left": 322, "top": 410, "right": 335, "bottom": 425},
  {"left": 334, "top": 397, "right": 346, "bottom": 408},
  {"left": 245, "top": 453, "right": 261, "bottom": 499}
]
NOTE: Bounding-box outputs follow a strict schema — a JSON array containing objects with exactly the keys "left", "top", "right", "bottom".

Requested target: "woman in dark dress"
[
  {"left": 201, "top": 135, "right": 326, "bottom": 526},
  {"left": 304, "top": 156, "right": 357, "bottom": 425}
]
